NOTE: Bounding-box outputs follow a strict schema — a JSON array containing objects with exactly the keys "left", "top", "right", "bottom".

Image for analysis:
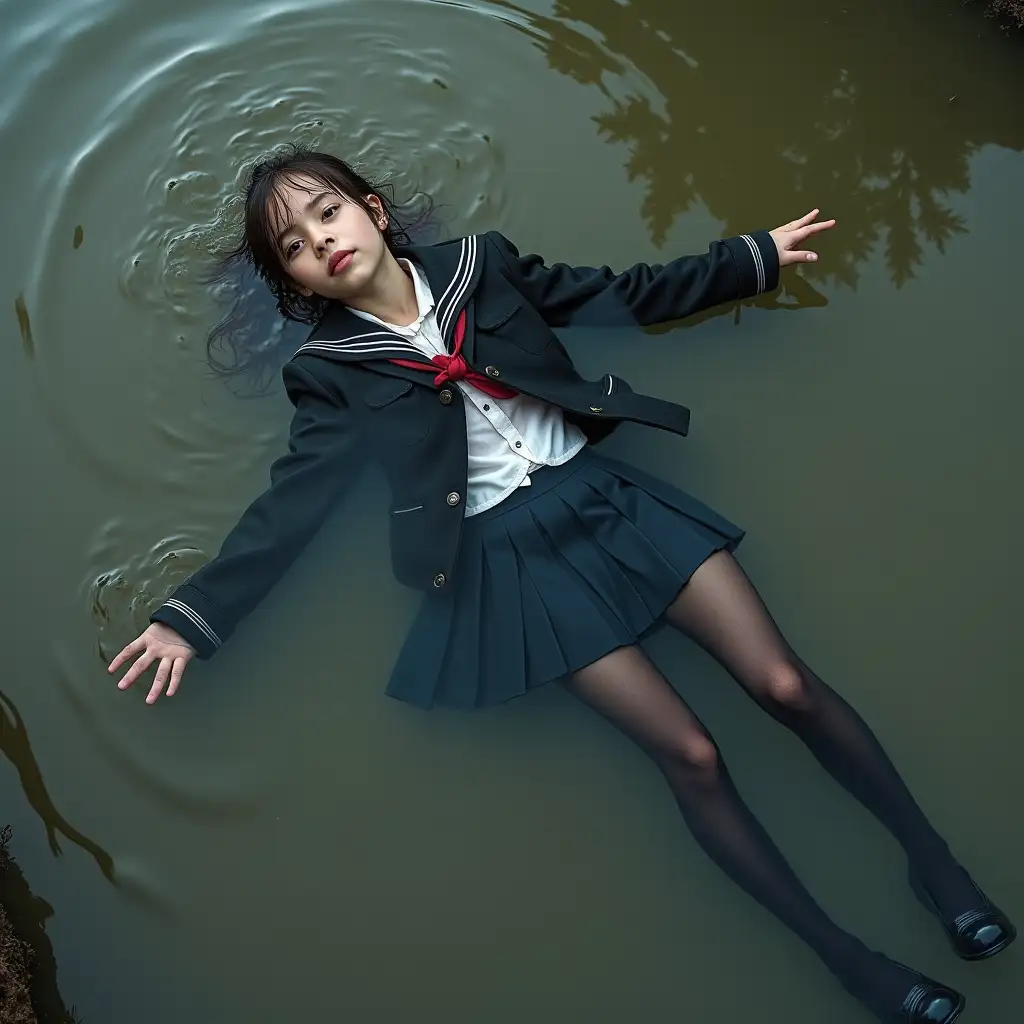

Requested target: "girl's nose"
[{"left": 314, "top": 233, "right": 335, "bottom": 255}]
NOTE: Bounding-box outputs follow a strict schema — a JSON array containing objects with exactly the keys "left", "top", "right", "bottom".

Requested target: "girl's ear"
[{"left": 365, "top": 193, "right": 389, "bottom": 231}]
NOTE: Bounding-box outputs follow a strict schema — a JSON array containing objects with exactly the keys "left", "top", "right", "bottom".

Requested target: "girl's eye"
[
  {"left": 285, "top": 240, "right": 301, "bottom": 259},
  {"left": 322, "top": 205, "right": 338, "bottom": 220}
]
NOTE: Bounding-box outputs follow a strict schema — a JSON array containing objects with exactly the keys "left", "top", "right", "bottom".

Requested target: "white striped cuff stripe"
[
  {"left": 164, "top": 599, "right": 221, "bottom": 647},
  {"left": 740, "top": 234, "right": 766, "bottom": 294}
]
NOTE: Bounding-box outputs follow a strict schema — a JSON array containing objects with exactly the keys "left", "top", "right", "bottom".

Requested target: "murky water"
[{"left": 2, "top": 0, "right": 1022, "bottom": 1020}]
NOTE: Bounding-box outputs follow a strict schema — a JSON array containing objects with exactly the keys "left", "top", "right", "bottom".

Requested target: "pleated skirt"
[{"left": 386, "top": 448, "right": 744, "bottom": 710}]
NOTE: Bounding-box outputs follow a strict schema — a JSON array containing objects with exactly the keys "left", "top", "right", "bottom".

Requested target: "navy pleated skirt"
[{"left": 386, "top": 448, "right": 744, "bottom": 710}]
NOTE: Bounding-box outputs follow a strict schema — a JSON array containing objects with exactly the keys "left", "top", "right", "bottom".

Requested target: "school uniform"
[{"left": 151, "top": 229, "right": 780, "bottom": 709}]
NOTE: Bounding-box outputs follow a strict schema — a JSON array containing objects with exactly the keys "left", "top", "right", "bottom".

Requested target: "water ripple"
[
  {"left": 6, "top": 0, "right": 665, "bottom": 822},
  {"left": 23, "top": 0, "right": 546, "bottom": 488}
]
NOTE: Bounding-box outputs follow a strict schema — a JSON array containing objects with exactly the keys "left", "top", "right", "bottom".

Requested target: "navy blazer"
[{"left": 151, "top": 229, "right": 780, "bottom": 658}]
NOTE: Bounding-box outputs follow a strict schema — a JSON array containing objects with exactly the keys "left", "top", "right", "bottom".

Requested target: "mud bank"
[{"left": 0, "top": 830, "right": 77, "bottom": 1024}]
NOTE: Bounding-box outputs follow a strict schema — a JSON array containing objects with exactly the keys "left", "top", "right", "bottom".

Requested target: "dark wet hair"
[{"left": 205, "top": 144, "right": 437, "bottom": 389}]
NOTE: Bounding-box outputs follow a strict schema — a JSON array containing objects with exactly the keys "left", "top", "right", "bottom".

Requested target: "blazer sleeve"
[
  {"left": 485, "top": 229, "right": 780, "bottom": 328},
  {"left": 149, "top": 361, "right": 359, "bottom": 659}
]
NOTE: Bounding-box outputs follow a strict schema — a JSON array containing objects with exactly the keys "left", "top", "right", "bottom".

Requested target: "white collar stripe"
[
  {"left": 434, "top": 236, "right": 470, "bottom": 338},
  {"left": 438, "top": 235, "right": 477, "bottom": 341},
  {"left": 318, "top": 338, "right": 422, "bottom": 351},
  {"left": 296, "top": 341, "right": 430, "bottom": 359},
  {"left": 440, "top": 234, "right": 471, "bottom": 337},
  {"left": 315, "top": 329, "right": 395, "bottom": 345}
]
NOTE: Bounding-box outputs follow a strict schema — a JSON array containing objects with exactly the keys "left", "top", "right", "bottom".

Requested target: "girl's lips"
[{"left": 328, "top": 250, "right": 354, "bottom": 275}]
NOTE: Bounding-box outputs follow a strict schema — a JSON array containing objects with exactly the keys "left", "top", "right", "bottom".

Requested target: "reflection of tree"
[
  {"left": 496, "top": 0, "right": 1022, "bottom": 288},
  {"left": 0, "top": 692, "right": 115, "bottom": 883}
]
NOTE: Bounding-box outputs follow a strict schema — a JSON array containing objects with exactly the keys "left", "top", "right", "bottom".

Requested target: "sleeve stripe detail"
[
  {"left": 163, "top": 599, "right": 221, "bottom": 648},
  {"left": 740, "top": 234, "right": 766, "bottom": 294}
]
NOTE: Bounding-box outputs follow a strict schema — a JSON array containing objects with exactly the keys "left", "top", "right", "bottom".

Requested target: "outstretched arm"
[
  {"left": 109, "top": 361, "right": 361, "bottom": 703},
  {"left": 486, "top": 210, "right": 834, "bottom": 328}
]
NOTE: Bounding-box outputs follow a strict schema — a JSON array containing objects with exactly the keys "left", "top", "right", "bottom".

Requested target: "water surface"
[{"left": 1, "top": 0, "right": 1022, "bottom": 1020}]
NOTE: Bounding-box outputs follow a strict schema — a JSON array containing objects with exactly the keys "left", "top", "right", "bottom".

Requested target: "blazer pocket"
[
  {"left": 362, "top": 378, "right": 430, "bottom": 446},
  {"left": 476, "top": 301, "right": 522, "bottom": 332},
  {"left": 364, "top": 378, "right": 414, "bottom": 409},
  {"left": 476, "top": 295, "right": 553, "bottom": 354}
]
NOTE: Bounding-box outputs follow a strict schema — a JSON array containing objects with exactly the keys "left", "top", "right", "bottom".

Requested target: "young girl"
[{"left": 109, "top": 146, "right": 1013, "bottom": 1022}]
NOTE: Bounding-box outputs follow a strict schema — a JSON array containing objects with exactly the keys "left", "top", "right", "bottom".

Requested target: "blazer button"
[
  {"left": 446, "top": 491, "right": 461, "bottom": 506},
  {"left": 439, "top": 389, "right": 453, "bottom": 405},
  {"left": 433, "top": 573, "right": 447, "bottom": 588},
  {"left": 485, "top": 365, "right": 500, "bottom": 378}
]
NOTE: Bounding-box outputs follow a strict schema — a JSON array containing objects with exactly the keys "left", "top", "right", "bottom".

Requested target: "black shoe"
[
  {"left": 844, "top": 954, "right": 965, "bottom": 1024},
  {"left": 896, "top": 977, "right": 966, "bottom": 1023},
  {"left": 910, "top": 869, "right": 1017, "bottom": 961}
]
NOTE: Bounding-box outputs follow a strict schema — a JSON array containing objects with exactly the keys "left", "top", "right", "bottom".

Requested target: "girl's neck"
[{"left": 344, "top": 251, "right": 419, "bottom": 327}]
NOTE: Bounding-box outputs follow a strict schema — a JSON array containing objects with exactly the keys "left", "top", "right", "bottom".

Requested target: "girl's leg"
[
  {"left": 663, "top": 550, "right": 978, "bottom": 921},
  {"left": 563, "top": 646, "right": 929, "bottom": 1011}
]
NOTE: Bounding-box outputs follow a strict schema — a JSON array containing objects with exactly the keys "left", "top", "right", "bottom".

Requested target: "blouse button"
[
  {"left": 439, "top": 389, "right": 453, "bottom": 405},
  {"left": 433, "top": 573, "right": 447, "bottom": 588},
  {"left": 515, "top": 441, "right": 522, "bottom": 448},
  {"left": 483, "top": 404, "right": 490, "bottom": 411},
  {"left": 446, "top": 491, "right": 461, "bottom": 506},
  {"left": 485, "top": 365, "right": 500, "bottom": 377}
]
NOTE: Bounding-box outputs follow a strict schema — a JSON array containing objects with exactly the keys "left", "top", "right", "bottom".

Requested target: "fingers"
[
  {"left": 166, "top": 658, "right": 187, "bottom": 698},
  {"left": 778, "top": 247, "right": 822, "bottom": 266},
  {"left": 116, "top": 650, "right": 156, "bottom": 691},
  {"left": 108, "top": 636, "right": 146, "bottom": 673},
  {"left": 146, "top": 657, "right": 175, "bottom": 705},
  {"left": 796, "top": 218, "right": 836, "bottom": 240},
  {"left": 775, "top": 213, "right": 836, "bottom": 267},
  {"left": 778, "top": 211, "right": 835, "bottom": 237},
  {"left": 777, "top": 209, "right": 817, "bottom": 232},
  {"left": 111, "top": 628, "right": 193, "bottom": 703}
]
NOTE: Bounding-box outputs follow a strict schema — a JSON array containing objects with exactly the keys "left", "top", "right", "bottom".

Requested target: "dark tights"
[{"left": 563, "top": 551, "right": 973, "bottom": 1010}]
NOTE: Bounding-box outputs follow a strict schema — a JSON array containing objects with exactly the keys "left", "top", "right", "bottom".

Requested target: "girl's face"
[{"left": 270, "top": 174, "right": 389, "bottom": 301}]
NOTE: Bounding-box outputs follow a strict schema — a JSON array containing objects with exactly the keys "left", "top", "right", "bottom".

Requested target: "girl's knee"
[
  {"left": 661, "top": 731, "right": 722, "bottom": 779},
  {"left": 759, "top": 661, "right": 812, "bottom": 711}
]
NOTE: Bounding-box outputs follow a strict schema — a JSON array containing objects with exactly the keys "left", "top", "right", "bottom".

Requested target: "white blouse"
[{"left": 348, "top": 259, "right": 586, "bottom": 516}]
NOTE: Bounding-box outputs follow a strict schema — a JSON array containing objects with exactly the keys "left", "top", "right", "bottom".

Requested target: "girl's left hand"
[{"left": 769, "top": 210, "right": 836, "bottom": 266}]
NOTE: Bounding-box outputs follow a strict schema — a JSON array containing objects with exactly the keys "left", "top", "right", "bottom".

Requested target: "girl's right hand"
[{"left": 108, "top": 623, "right": 196, "bottom": 704}]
